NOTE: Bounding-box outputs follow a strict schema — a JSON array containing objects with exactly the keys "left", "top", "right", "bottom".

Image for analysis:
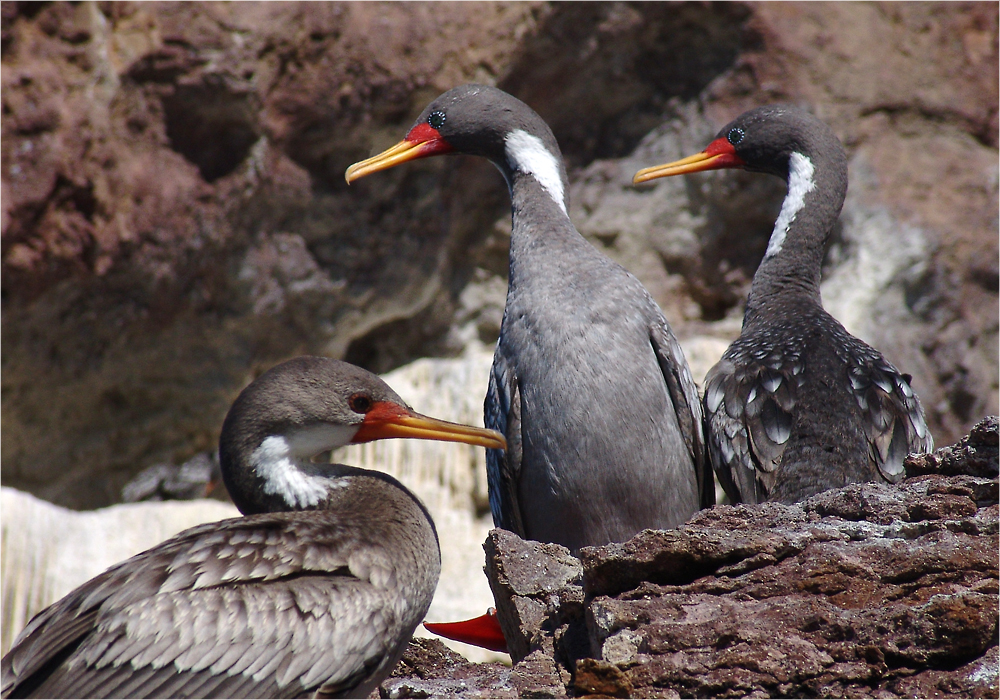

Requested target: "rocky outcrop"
[
  {"left": 2, "top": 2, "right": 996, "bottom": 510},
  {"left": 378, "top": 639, "right": 517, "bottom": 699},
  {"left": 905, "top": 414, "right": 999, "bottom": 479},
  {"left": 384, "top": 418, "right": 999, "bottom": 698}
]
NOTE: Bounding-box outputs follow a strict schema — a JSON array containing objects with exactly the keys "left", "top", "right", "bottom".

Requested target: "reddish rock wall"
[{"left": 2, "top": 2, "right": 996, "bottom": 507}]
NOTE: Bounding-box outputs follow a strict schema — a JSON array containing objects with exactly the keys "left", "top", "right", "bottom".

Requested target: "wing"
[
  {"left": 484, "top": 346, "right": 525, "bottom": 535},
  {"left": 703, "top": 352, "right": 800, "bottom": 505},
  {"left": 845, "top": 348, "right": 934, "bottom": 482},
  {"left": 649, "top": 319, "right": 713, "bottom": 508},
  {"left": 2, "top": 513, "right": 429, "bottom": 699}
]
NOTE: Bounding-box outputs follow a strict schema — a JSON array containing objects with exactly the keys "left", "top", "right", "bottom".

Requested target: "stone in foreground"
[{"left": 384, "top": 418, "right": 999, "bottom": 698}]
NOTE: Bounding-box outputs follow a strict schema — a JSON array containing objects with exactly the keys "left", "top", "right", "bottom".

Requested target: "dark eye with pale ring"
[
  {"left": 349, "top": 394, "right": 374, "bottom": 413},
  {"left": 727, "top": 127, "right": 745, "bottom": 146},
  {"left": 428, "top": 111, "right": 446, "bottom": 130}
]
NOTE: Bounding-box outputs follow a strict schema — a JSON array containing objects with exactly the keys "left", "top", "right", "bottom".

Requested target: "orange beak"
[{"left": 351, "top": 401, "right": 506, "bottom": 450}]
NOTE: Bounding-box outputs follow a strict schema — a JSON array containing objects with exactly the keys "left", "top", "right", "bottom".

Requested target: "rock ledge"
[{"left": 382, "top": 417, "right": 999, "bottom": 698}]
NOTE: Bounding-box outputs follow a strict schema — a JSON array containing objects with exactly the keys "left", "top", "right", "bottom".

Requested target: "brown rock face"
[
  {"left": 2, "top": 3, "right": 997, "bottom": 507},
  {"left": 905, "top": 414, "right": 999, "bottom": 479},
  {"left": 376, "top": 638, "right": 517, "bottom": 699},
  {"left": 385, "top": 419, "right": 999, "bottom": 698},
  {"left": 578, "top": 487, "right": 997, "bottom": 698}
]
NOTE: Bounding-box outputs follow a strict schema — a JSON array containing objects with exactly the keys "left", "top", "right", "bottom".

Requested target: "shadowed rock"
[
  {"left": 905, "top": 415, "right": 999, "bottom": 479},
  {"left": 120, "top": 452, "right": 220, "bottom": 502},
  {"left": 376, "top": 638, "right": 516, "bottom": 699}
]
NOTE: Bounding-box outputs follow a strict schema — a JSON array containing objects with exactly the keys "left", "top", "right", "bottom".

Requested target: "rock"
[
  {"left": 385, "top": 422, "right": 999, "bottom": 698},
  {"left": 376, "top": 638, "right": 516, "bottom": 699},
  {"left": 572, "top": 658, "right": 633, "bottom": 699},
  {"left": 578, "top": 472, "right": 999, "bottom": 698},
  {"left": 905, "top": 415, "right": 999, "bottom": 479},
  {"left": 120, "top": 452, "right": 220, "bottom": 502},
  {"left": 2, "top": 2, "right": 996, "bottom": 511},
  {"left": 484, "top": 529, "right": 584, "bottom": 664}
]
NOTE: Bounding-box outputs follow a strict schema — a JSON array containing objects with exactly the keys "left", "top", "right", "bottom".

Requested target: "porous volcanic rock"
[
  {"left": 2, "top": 2, "right": 996, "bottom": 509},
  {"left": 905, "top": 415, "right": 999, "bottom": 479},
  {"left": 386, "top": 420, "right": 999, "bottom": 698},
  {"left": 376, "top": 638, "right": 516, "bottom": 699}
]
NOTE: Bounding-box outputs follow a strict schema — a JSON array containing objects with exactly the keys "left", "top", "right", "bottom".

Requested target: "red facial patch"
[
  {"left": 704, "top": 137, "right": 746, "bottom": 168},
  {"left": 360, "top": 401, "right": 408, "bottom": 424},
  {"left": 403, "top": 123, "right": 454, "bottom": 156},
  {"left": 350, "top": 401, "right": 410, "bottom": 443},
  {"left": 405, "top": 122, "right": 441, "bottom": 143}
]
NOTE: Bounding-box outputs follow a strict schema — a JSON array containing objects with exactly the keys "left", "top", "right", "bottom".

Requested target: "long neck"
[
  {"left": 744, "top": 147, "right": 847, "bottom": 325},
  {"left": 492, "top": 130, "right": 591, "bottom": 281},
  {"left": 509, "top": 170, "right": 583, "bottom": 255}
]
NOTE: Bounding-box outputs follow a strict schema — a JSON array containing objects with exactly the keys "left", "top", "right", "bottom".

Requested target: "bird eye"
[
  {"left": 428, "top": 111, "right": 446, "bottom": 130},
  {"left": 348, "top": 394, "right": 374, "bottom": 413},
  {"left": 727, "top": 127, "right": 745, "bottom": 146}
]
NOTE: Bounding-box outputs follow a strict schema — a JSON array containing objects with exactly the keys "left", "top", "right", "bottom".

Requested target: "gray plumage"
[
  {"left": 349, "top": 84, "right": 710, "bottom": 551},
  {"left": 2, "top": 358, "right": 447, "bottom": 698},
  {"left": 659, "top": 106, "right": 933, "bottom": 504},
  {"left": 485, "top": 208, "right": 708, "bottom": 549},
  {"left": 705, "top": 303, "right": 931, "bottom": 504}
]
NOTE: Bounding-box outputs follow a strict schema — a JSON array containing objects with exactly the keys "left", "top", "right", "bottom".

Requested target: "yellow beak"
[
  {"left": 633, "top": 151, "right": 734, "bottom": 183},
  {"left": 352, "top": 403, "right": 506, "bottom": 450}
]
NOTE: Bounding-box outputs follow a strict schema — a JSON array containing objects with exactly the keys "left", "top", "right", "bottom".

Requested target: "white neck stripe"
[
  {"left": 250, "top": 424, "right": 357, "bottom": 508},
  {"left": 504, "top": 129, "right": 567, "bottom": 215},
  {"left": 765, "top": 151, "right": 815, "bottom": 259},
  {"left": 251, "top": 436, "right": 328, "bottom": 508}
]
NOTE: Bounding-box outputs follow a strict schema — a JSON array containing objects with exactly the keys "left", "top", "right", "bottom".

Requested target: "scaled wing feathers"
[
  {"left": 703, "top": 353, "right": 800, "bottom": 505},
  {"left": 846, "top": 353, "right": 933, "bottom": 482},
  {"left": 2, "top": 513, "right": 425, "bottom": 699},
  {"left": 705, "top": 329, "right": 932, "bottom": 505}
]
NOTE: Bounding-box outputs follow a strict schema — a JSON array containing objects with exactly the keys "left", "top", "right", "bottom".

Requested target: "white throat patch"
[
  {"left": 504, "top": 129, "right": 567, "bottom": 215},
  {"left": 765, "top": 151, "right": 816, "bottom": 259},
  {"left": 250, "top": 424, "right": 357, "bottom": 508}
]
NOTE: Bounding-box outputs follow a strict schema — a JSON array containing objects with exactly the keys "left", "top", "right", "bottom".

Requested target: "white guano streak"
[
  {"left": 765, "top": 151, "right": 815, "bottom": 259},
  {"left": 504, "top": 129, "right": 567, "bottom": 215}
]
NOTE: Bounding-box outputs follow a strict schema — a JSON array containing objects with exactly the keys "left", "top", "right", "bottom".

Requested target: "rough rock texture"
[
  {"left": 376, "top": 638, "right": 516, "bottom": 699},
  {"left": 120, "top": 451, "right": 220, "bottom": 502},
  {"left": 905, "top": 414, "right": 999, "bottom": 479},
  {"left": 2, "top": 2, "right": 996, "bottom": 509},
  {"left": 386, "top": 420, "right": 999, "bottom": 698},
  {"left": 577, "top": 483, "right": 997, "bottom": 699}
]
